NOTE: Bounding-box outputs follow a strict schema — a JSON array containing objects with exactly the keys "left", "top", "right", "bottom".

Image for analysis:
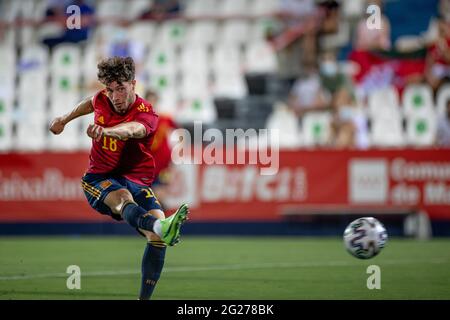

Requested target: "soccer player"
[{"left": 49, "top": 56, "right": 188, "bottom": 300}]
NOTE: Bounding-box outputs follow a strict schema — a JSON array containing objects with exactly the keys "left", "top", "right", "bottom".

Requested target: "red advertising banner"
[{"left": 0, "top": 149, "right": 449, "bottom": 222}]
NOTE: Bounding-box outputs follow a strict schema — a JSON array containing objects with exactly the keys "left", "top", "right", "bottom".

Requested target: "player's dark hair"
[{"left": 97, "top": 56, "right": 135, "bottom": 85}]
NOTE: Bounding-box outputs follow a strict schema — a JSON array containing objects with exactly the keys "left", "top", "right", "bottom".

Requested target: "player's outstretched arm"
[
  {"left": 87, "top": 122, "right": 146, "bottom": 142},
  {"left": 49, "top": 96, "right": 94, "bottom": 135}
]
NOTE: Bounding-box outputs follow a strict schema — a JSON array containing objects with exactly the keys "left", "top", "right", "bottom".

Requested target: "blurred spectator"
[
  {"left": 436, "top": 98, "right": 450, "bottom": 147},
  {"left": 425, "top": 17, "right": 450, "bottom": 91},
  {"left": 145, "top": 90, "right": 178, "bottom": 209},
  {"left": 275, "top": 0, "right": 319, "bottom": 77},
  {"left": 140, "top": 0, "right": 182, "bottom": 20},
  {"left": 354, "top": 0, "right": 391, "bottom": 51},
  {"left": 287, "top": 62, "right": 331, "bottom": 117},
  {"left": 319, "top": 51, "right": 354, "bottom": 107},
  {"left": 41, "top": 0, "right": 95, "bottom": 50},
  {"left": 331, "top": 86, "right": 369, "bottom": 149},
  {"left": 424, "top": 0, "right": 450, "bottom": 45},
  {"left": 317, "top": 0, "right": 340, "bottom": 34}
]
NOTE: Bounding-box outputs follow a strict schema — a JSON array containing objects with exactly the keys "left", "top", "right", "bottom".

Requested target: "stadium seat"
[
  {"left": 180, "top": 45, "right": 210, "bottom": 75},
  {"left": 212, "top": 44, "right": 243, "bottom": 75},
  {"left": 17, "top": 73, "right": 48, "bottom": 112},
  {"left": 0, "top": 116, "right": 13, "bottom": 151},
  {"left": 180, "top": 72, "right": 211, "bottom": 99},
  {"left": 79, "top": 113, "right": 94, "bottom": 150},
  {"left": 126, "top": 0, "right": 153, "bottom": 20},
  {"left": 250, "top": 0, "right": 279, "bottom": 15},
  {"left": 406, "top": 113, "right": 437, "bottom": 146},
  {"left": 155, "top": 20, "right": 188, "bottom": 47},
  {"left": 176, "top": 96, "right": 217, "bottom": 124},
  {"left": 128, "top": 21, "right": 157, "bottom": 50},
  {"left": 220, "top": 0, "right": 251, "bottom": 15},
  {"left": 48, "top": 112, "right": 80, "bottom": 151},
  {"left": 147, "top": 73, "right": 178, "bottom": 100},
  {"left": 51, "top": 44, "right": 82, "bottom": 77},
  {"left": 185, "top": 0, "right": 219, "bottom": 16},
  {"left": 368, "top": 86, "right": 400, "bottom": 118},
  {"left": 14, "top": 114, "right": 47, "bottom": 151},
  {"left": 302, "top": 112, "right": 333, "bottom": 147},
  {"left": 437, "top": 83, "right": 450, "bottom": 116},
  {"left": 266, "top": 102, "right": 302, "bottom": 149},
  {"left": 0, "top": 45, "right": 16, "bottom": 104},
  {"left": 219, "top": 19, "right": 250, "bottom": 45},
  {"left": 186, "top": 20, "right": 219, "bottom": 46},
  {"left": 212, "top": 71, "right": 248, "bottom": 99},
  {"left": 402, "top": 84, "right": 434, "bottom": 116},
  {"left": 146, "top": 45, "right": 178, "bottom": 76},
  {"left": 244, "top": 41, "right": 278, "bottom": 74},
  {"left": 156, "top": 92, "right": 180, "bottom": 117},
  {"left": 370, "top": 110, "right": 405, "bottom": 147},
  {"left": 81, "top": 43, "right": 103, "bottom": 93},
  {"left": 97, "top": 0, "right": 125, "bottom": 19}
]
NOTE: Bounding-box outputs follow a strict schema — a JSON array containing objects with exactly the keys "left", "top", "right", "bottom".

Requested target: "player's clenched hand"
[
  {"left": 87, "top": 124, "right": 104, "bottom": 142},
  {"left": 49, "top": 117, "right": 66, "bottom": 135}
]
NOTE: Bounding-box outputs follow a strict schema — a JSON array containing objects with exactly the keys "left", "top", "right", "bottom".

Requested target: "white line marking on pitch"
[{"left": 0, "top": 259, "right": 447, "bottom": 281}]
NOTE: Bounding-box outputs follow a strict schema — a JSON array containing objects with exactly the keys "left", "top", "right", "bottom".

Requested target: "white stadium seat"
[
  {"left": 250, "top": 0, "right": 280, "bottom": 15},
  {"left": 212, "top": 71, "right": 248, "bottom": 99},
  {"left": 97, "top": 0, "right": 125, "bottom": 19},
  {"left": 370, "top": 109, "right": 405, "bottom": 147},
  {"left": 14, "top": 113, "right": 48, "bottom": 151},
  {"left": 244, "top": 41, "right": 278, "bottom": 74},
  {"left": 220, "top": 0, "right": 251, "bottom": 15},
  {"left": 185, "top": 20, "right": 219, "bottom": 46},
  {"left": 0, "top": 118, "right": 13, "bottom": 151},
  {"left": 219, "top": 19, "right": 250, "bottom": 45},
  {"left": 212, "top": 44, "right": 243, "bottom": 75},
  {"left": 266, "top": 103, "right": 302, "bottom": 149},
  {"left": 51, "top": 44, "right": 82, "bottom": 77},
  {"left": 302, "top": 112, "right": 333, "bottom": 146},
  {"left": 368, "top": 86, "right": 400, "bottom": 118},
  {"left": 402, "top": 84, "right": 434, "bottom": 116},
  {"left": 185, "top": 0, "right": 219, "bottom": 16},
  {"left": 155, "top": 20, "right": 188, "bottom": 47},
  {"left": 180, "top": 45, "right": 210, "bottom": 75},
  {"left": 180, "top": 72, "right": 211, "bottom": 99},
  {"left": 146, "top": 45, "right": 178, "bottom": 76},
  {"left": 406, "top": 112, "right": 437, "bottom": 146},
  {"left": 176, "top": 96, "right": 217, "bottom": 124},
  {"left": 128, "top": 22, "right": 157, "bottom": 50}
]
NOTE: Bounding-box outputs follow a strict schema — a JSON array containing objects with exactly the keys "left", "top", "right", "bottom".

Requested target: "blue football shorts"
[{"left": 81, "top": 173, "right": 162, "bottom": 222}]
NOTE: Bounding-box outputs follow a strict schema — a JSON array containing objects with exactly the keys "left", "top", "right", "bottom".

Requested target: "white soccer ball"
[{"left": 343, "top": 217, "right": 388, "bottom": 259}]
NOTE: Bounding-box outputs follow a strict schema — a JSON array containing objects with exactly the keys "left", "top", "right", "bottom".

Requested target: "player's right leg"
[{"left": 104, "top": 188, "right": 189, "bottom": 246}]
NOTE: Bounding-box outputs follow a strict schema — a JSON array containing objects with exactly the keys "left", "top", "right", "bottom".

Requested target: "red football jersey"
[
  {"left": 86, "top": 90, "right": 159, "bottom": 185},
  {"left": 151, "top": 115, "right": 177, "bottom": 176}
]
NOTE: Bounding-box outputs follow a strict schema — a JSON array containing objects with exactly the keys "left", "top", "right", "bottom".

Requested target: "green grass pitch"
[{"left": 0, "top": 236, "right": 449, "bottom": 300}]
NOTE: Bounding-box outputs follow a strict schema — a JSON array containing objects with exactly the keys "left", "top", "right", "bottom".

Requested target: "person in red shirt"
[
  {"left": 426, "top": 18, "right": 450, "bottom": 90},
  {"left": 49, "top": 56, "right": 188, "bottom": 300},
  {"left": 145, "top": 90, "right": 178, "bottom": 208}
]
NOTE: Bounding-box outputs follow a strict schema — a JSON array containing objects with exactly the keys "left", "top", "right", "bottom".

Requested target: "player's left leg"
[
  {"left": 128, "top": 182, "right": 188, "bottom": 300},
  {"left": 137, "top": 210, "right": 167, "bottom": 300}
]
